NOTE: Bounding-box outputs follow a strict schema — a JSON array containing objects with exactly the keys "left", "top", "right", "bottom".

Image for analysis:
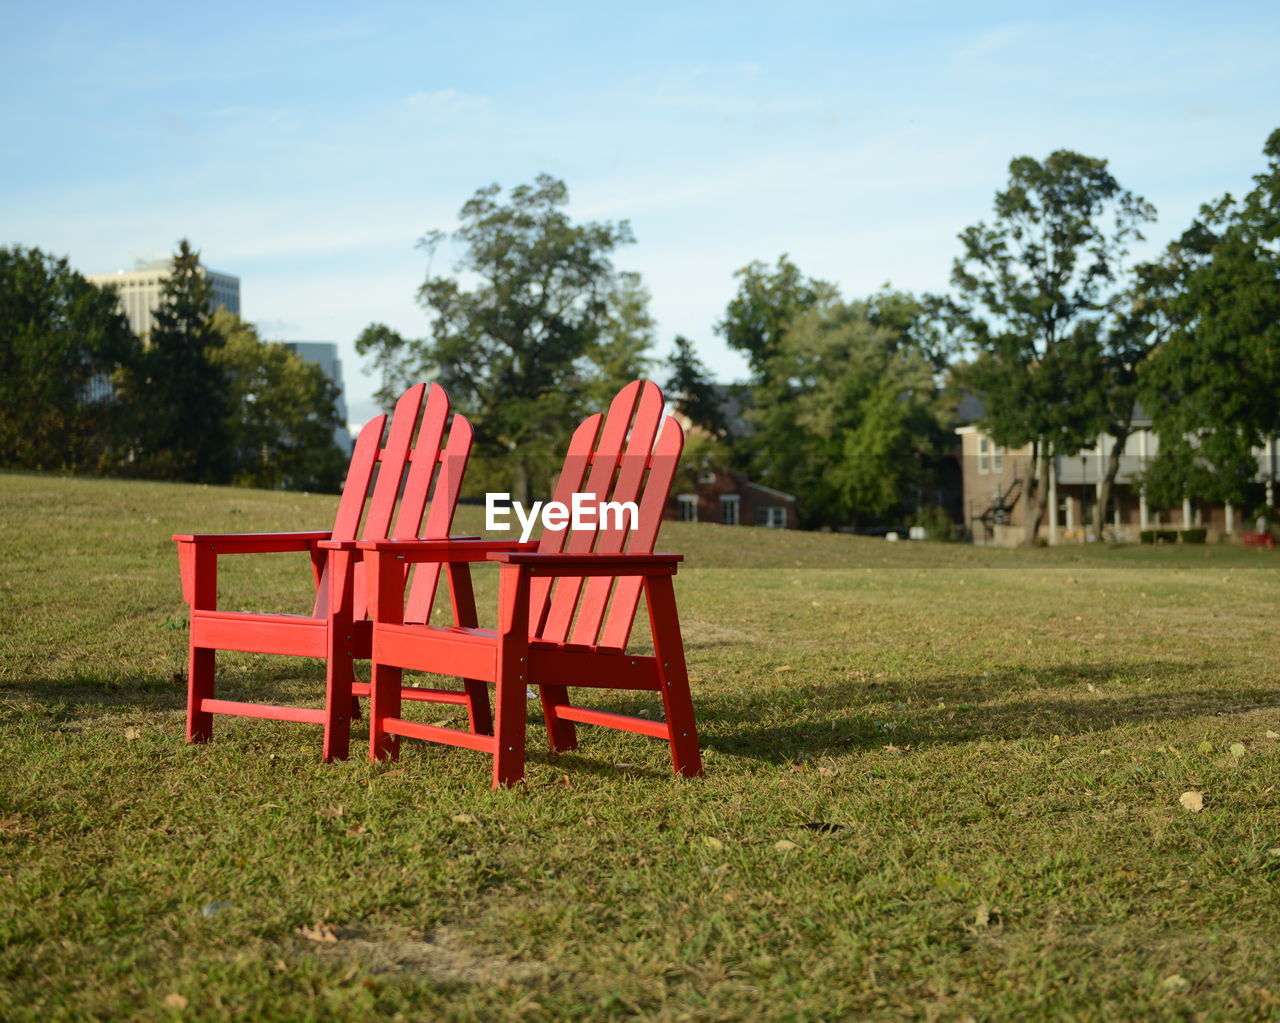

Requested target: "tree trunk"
[
  {"left": 511, "top": 456, "right": 531, "bottom": 507},
  {"left": 1093, "top": 428, "right": 1131, "bottom": 539},
  {"left": 1021, "top": 442, "right": 1047, "bottom": 547}
]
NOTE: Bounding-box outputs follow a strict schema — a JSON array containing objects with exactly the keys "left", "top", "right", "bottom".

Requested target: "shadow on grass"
[
  {"left": 6, "top": 658, "right": 1280, "bottom": 774},
  {"left": 686, "top": 659, "right": 1280, "bottom": 763}
]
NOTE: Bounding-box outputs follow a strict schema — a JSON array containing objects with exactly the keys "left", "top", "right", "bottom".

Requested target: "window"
[
  {"left": 697, "top": 470, "right": 716, "bottom": 485},
  {"left": 756, "top": 506, "right": 786, "bottom": 528},
  {"left": 977, "top": 435, "right": 990, "bottom": 474},
  {"left": 719, "top": 494, "right": 740, "bottom": 525},
  {"left": 676, "top": 494, "right": 698, "bottom": 522},
  {"left": 992, "top": 444, "right": 1005, "bottom": 474}
]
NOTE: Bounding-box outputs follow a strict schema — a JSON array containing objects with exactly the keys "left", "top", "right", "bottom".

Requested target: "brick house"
[{"left": 665, "top": 465, "right": 799, "bottom": 529}]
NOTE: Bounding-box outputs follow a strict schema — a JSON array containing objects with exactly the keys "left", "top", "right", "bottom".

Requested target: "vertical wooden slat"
[
  {"left": 599, "top": 416, "right": 684, "bottom": 651},
  {"left": 528, "top": 414, "right": 600, "bottom": 635},
  {"left": 332, "top": 414, "right": 387, "bottom": 541},
  {"left": 539, "top": 382, "right": 641, "bottom": 643},
  {"left": 570, "top": 381, "right": 664, "bottom": 646},
  {"left": 315, "top": 413, "right": 386, "bottom": 618},
  {"left": 392, "top": 382, "right": 449, "bottom": 539},
  {"left": 404, "top": 413, "right": 473, "bottom": 625},
  {"left": 362, "top": 382, "right": 428, "bottom": 542}
]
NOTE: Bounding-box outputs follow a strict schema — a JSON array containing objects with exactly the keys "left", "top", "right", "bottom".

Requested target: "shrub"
[
  {"left": 1140, "top": 530, "right": 1156, "bottom": 544},
  {"left": 1180, "top": 528, "right": 1207, "bottom": 544}
]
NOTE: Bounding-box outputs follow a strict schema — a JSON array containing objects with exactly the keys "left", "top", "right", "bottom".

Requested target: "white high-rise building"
[{"left": 87, "top": 260, "right": 240, "bottom": 338}]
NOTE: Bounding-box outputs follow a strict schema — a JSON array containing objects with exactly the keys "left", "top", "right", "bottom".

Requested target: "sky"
[{"left": 3, "top": 1, "right": 1278, "bottom": 427}]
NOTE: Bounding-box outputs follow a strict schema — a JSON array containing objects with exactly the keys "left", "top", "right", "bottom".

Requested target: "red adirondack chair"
[
  {"left": 360, "top": 380, "right": 702, "bottom": 787},
  {"left": 173, "top": 382, "right": 487, "bottom": 761}
]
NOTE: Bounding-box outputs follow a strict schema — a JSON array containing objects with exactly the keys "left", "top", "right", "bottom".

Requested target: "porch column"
[
  {"left": 1065, "top": 492, "right": 1075, "bottom": 531},
  {"left": 1224, "top": 501, "right": 1235, "bottom": 534},
  {"left": 1182, "top": 496, "right": 1193, "bottom": 528},
  {"left": 1139, "top": 488, "right": 1150, "bottom": 529}
]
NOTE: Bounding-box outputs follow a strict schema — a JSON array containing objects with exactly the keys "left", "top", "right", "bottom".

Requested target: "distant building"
[
  {"left": 956, "top": 400, "right": 1280, "bottom": 545},
  {"left": 667, "top": 388, "right": 799, "bottom": 528},
  {"left": 666, "top": 465, "right": 798, "bottom": 529},
  {"left": 283, "top": 342, "right": 352, "bottom": 455},
  {"left": 87, "top": 261, "right": 240, "bottom": 339}
]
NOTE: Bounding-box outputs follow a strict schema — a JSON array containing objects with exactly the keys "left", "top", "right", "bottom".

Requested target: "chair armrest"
[
  {"left": 172, "top": 531, "right": 332, "bottom": 553},
  {"left": 487, "top": 551, "right": 683, "bottom": 577},
  {"left": 356, "top": 537, "right": 536, "bottom": 562}
]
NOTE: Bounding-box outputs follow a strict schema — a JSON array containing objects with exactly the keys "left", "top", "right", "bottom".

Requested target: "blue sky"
[{"left": 3, "top": 1, "right": 1277, "bottom": 426}]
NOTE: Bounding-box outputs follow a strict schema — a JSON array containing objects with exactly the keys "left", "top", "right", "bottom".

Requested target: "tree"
[
  {"left": 210, "top": 310, "right": 347, "bottom": 492},
  {"left": 0, "top": 245, "right": 139, "bottom": 471},
  {"left": 664, "top": 334, "right": 728, "bottom": 439},
  {"left": 952, "top": 150, "right": 1156, "bottom": 545},
  {"left": 748, "top": 294, "right": 941, "bottom": 527},
  {"left": 716, "top": 255, "right": 835, "bottom": 379},
  {"left": 1140, "top": 128, "right": 1280, "bottom": 512},
  {"left": 357, "top": 174, "right": 645, "bottom": 502},
  {"left": 120, "top": 239, "right": 232, "bottom": 482}
]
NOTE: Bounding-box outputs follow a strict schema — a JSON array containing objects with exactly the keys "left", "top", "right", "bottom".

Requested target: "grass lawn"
[{"left": 2, "top": 470, "right": 1279, "bottom": 1022}]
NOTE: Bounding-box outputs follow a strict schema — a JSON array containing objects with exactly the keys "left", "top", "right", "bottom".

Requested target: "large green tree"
[
  {"left": 0, "top": 245, "right": 139, "bottom": 471},
  {"left": 748, "top": 293, "right": 941, "bottom": 527},
  {"left": 120, "top": 240, "right": 232, "bottom": 482},
  {"left": 1140, "top": 128, "right": 1280, "bottom": 512},
  {"left": 357, "top": 175, "right": 646, "bottom": 501},
  {"left": 716, "top": 254, "right": 834, "bottom": 379},
  {"left": 952, "top": 150, "right": 1156, "bottom": 545},
  {"left": 210, "top": 310, "right": 347, "bottom": 492}
]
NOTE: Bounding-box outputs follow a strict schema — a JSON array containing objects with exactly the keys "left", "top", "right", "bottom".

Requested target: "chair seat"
[{"left": 374, "top": 621, "right": 661, "bottom": 692}]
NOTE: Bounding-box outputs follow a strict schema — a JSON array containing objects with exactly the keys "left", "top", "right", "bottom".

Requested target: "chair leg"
[
  {"left": 463, "top": 679, "right": 494, "bottom": 735},
  {"left": 447, "top": 564, "right": 493, "bottom": 736},
  {"left": 492, "top": 565, "right": 530, "bottom": 788},
  {"left": 645, "top": 576, "right": 703, "bottom": 778},
  {"left": 369, "top": 661, "right": 402, "bottom": 763},
  {"left": 323, "top": 655, "right": 353, "bottom": 763},
  {"left": 539, "top": 684, "right": 579, "bottom": 752},
  {"left": 186, "top": 645, "right": 214, "bottom": 744}
]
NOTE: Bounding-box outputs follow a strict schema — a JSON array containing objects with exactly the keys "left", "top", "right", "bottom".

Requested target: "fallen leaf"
[
  {"left": 163, "top": 993, "right": 188, "bottom": 1010},
  {"left": 124, "top": 727, "right": 141, "bottom": 740},
  {"left": 1161, "top": 974, "right": 1191, "bottom": 995},
  {"left": 776, "top": 665, "right": 793, "bottom": 673},
  {"left": 200, "top": 901, "right": 234, "bottom": 918},
  {"left": 450, "top": 813, "right": 477, "bottom": 825},
  {"left": 1266, "top": 847, "right": 1280, "bottom": 858},
  {"left": 317, "top": 806, "right": 343, "bottom": 818},
  {"left": 788, "top": 763, "right": 806, "bottom": 773},
  {"left": 817, "top": 765, "right": 840, "bottom": 777},
  {"left": 557, "top": 774, "right": 571, "bottom": 788},
  {"left": 1266, "top": 730, "right": 1280, "bottom": 740},
  {"left": 297, "top": 921, "right": 339, "bottom": 944},
  {"left": 1230, "top": 742, "right": 1246, "bottom": 758},
  {"left": 344, "top": 826, "right": 368, "bottom": 837},
  {"left": 974, "top": 904, "right": 992, "bottom": 928},
  {"left": 774, "top": 840, "right": 800, "bottom": 852},
  {"left": 1086, "top": 683, "right": 1097, "bottom": 693},
  {"left": 1179, "top": 790, "right": 1205, "bottom": 813},
  {"left": 703, "top": 836, "right": 724, "bottom": 850},
  {"left": 1197, "top": 741, "right": 1214, "bottom": 754}
]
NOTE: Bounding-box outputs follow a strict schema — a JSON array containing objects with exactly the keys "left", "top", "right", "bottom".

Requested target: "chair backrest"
[
  {"left": 317, "top": 382, "right": 473, "bottom": 623},
  {"left": 529, "top": 380, "right": 683, "bottom": 652}
]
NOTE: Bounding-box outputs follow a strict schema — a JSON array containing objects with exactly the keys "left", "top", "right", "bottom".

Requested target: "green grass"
[{"left": 2, "top": 470, "right": 1279, "bottom": 1021}]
